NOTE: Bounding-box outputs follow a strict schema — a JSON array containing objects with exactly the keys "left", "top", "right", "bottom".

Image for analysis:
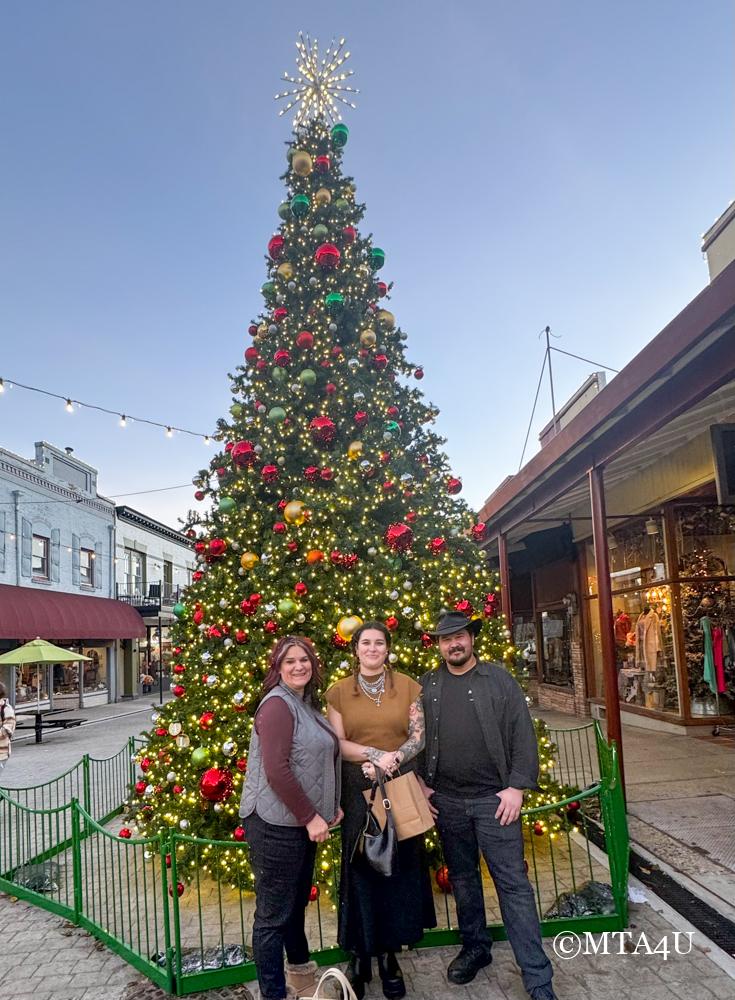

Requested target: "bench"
[{"left": 15, "top": 716, "right": 87, "bottom": 743}]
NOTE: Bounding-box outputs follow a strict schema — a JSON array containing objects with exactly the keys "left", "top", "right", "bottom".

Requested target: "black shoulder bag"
[{"left": 351, "top": 765, "right": 398, "bottom": 877}]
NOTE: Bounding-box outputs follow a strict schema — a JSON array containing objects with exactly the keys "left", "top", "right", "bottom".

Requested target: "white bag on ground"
[{"left": 301, "top": 967, "right": 358, "bottom": 1000}]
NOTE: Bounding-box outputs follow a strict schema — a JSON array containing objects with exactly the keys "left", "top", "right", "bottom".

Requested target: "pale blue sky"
[{"left": 1, "top": 1, "right": 732, "bottom": 527}]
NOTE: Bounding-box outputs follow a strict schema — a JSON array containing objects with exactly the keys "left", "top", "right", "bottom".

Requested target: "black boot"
[
  {"left": 446, "top": 944, "right": 493, "bottom": 984},
  {"left": 345, "top": 952, "right": 371, "bottom": 1000},
  {"left": 377, "top": 951, "right": 406, "bottom": 1000}
]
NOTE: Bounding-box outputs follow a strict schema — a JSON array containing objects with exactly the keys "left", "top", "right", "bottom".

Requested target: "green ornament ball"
[
  {"left": 271, "top": 366, "right": 287, "bottom": 383},
  {"left": 277, "top": 597, "right": 298, "bottom": 617},
  {"left": 331, "top": 123, "right": 349, "bottom": 147},
  {"left": 291, "top": 193, "right": 310, "bottom": 218},
  {"left": 299, "top": 368, "right": 317, "bottom": 386},
  {"left": 370, "top": 247, "right": 386, "bottom": 271},
  {"left": 278, "top": 201, "right": 292, "bottom": 220},
  {"left": 219, "top": 496, "right": 236, "bottom": 515},
  {"left": 311, "top": 223, "right": 329, "bottom": 240},
  {"left": 325, "top": 292, "right": 344, "bottom": 313},
  {"left": 333, "top": 198, "right": 350, "bottom": 214},
  {"left": 268, "top": 406, "right": 287, "bottom": 423},
  {"left": 384, "top": 420, "right": 401, "bottom": 438},
  {"left": 261, "top": 280, "right": 276, "bottom": 298},
  {"left": 191, "top": 747, "right": 211, "bottom": 767},
  {"left": 172, "top": 602, "right": 187, "bottom": 619},
  {"left": 229, "top": 403, "right": 243, "bottom": 418}
]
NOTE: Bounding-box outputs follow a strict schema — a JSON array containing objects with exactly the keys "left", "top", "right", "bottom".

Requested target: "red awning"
[{"left": 0, "top": 584, "right": 146, "bottom": 641}]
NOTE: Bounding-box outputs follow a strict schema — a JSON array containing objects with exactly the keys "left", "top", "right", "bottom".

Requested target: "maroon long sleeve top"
[{"left": 255, "top": 697, "right": 338, "bottom": 825}]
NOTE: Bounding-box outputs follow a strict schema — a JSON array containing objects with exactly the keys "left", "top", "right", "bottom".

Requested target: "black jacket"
[{"left": 419, "top": 660, "right": 540, "bottom": 792}]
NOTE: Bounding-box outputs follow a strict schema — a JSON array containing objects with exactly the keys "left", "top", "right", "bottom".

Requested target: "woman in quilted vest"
[
  {"left": 0, "top": 683, "right": 16, "bottom": 771},
  {"left": 239, "top": 636, "right": 342, "bottom": 1000}
]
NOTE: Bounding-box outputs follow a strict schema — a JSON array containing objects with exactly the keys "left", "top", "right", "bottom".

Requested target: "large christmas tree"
[{"left": 127, "top": 39, "right": 566, "bottom": 886}]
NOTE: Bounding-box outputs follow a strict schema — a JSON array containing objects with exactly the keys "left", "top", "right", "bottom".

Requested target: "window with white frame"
[
  {"left": 32, "top": 534, "right": 50, "bottom": 579},
  {"left": 80, "top": 547, "right": 95, "bottom": 587}
]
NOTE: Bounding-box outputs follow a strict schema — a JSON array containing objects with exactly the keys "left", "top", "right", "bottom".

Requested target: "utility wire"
[
  {"left": 518, "top": 351, "right": 548, "bottom": 472},
  {"left": 549, "top": 346, "right": 620, "bottom": 373}
]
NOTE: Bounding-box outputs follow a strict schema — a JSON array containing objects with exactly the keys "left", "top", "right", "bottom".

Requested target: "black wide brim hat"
[{"left": 428, "top": 611, "right": 483, "bottom": 638}]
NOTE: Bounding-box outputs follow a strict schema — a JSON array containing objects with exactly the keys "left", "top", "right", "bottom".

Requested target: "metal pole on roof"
[{"left": 545, "top": 326, "right": 560, "bottom": 435}]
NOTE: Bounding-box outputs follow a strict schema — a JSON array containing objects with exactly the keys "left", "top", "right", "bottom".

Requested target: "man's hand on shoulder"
[{"left": 495, "top": 786, "right": 523, "bottom": 826}]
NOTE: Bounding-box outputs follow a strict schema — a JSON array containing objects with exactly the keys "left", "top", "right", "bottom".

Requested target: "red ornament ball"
[
  {"left": 140, "top": 757, "right": 151, "bottom": 773},
  {"left": 414, "top": 367, "right": 425, "bottom": 380},
  {"left": 354, "top": 410, "right": 369, "bottom": 427},
  {"left": 325, "top": 382, "right": 337, "bottom": 395},
  {"left": 134, "top": 780, "right": 147, "bottom": 795},
  {"left": 309, "top": 415, "right": 337, "bottom": 445},
  {"left": 209, "top": 538, "right": 227, "bottom": 557},
  {"left": 169, "top": 881, "right": 185, "bottom": 898},
  {"left": 386, "top": 405, "right": 399, "bottom": 417},
  {"left": 304, "top": 465, "right": 320, "bottom": 482},
  {"left": 194, "top": 490, "right": 205, "bottom": 501},
  {"left": 273, "top": 306, "right": 289, "bottom": 323},
  {"left": 199, "top": 767, "right": 234, "bottom": 803},
  {"left": 376, "top": 280, "right": 388, "bottom": 297},
  {"left": 172, "top": 684, "right": 186, "bottom": 698},
  {"left": 240, "top": 598, "right": 255, "bottom": 616},
  {"left": 274, "top": 349, "right": 292, "bottom": 367},
  {"left": 533, "top": 821, "right": 544, "bottom": 836},
  {"left": 273, "top": 521, "right": 287, "bottom": 534},
  {"left": 261, "top": 464, "right": 279, "bottom": 484},
  {"left": 296, "top": 330, "right": 314, "bottom": 350},
  {"left": 155, "top": 727, "right": 167, "bottom": 737},
  {"left": 172, "top": 785, "right": 183, "bottom": 795},
  {"left": 235, "top": 630, "right": 249, "bottom": 644},
  {"left": 314, "top": 155, "right": 331, "bottom": 173},
  {"left": 192, "top": 570, "right": 203, "bottom": 582},
  {"left": 315, "top": 243, "right": 341, "bottom": 269},
  {"left": 231, "top": 440, "right": 257, "bottom": 467},
  {"left": 373, "top": 354, "right": 389, "bottom": 371},
  {"left": 194, "top": 541, "right": 207, "bottom": 555},
  {"left": 295, "top": 582, "right": 309, "bottom": 596},
  {"left": 382, "top": 481, "right": 395, "bottom": 493},
  {"left": 287, "top": 540, "right": 299, "bottom": 552},
  {"left": 342, "top": 225, "right": 357, "bottom": 244},
  {"left": 385, "top": 523, "right": 414, "bottom": 552},
  {"left": 455, "top": 599, "right": 474, "bottom": 617},
  {"left": 199, "top": 711, "right": 215, "bottom": 730},
  {"left": 248, "top": 323, "right": 258, "bottom": 336},
  {"left": 435, "top": 865, "right": 452, "bottom": 893},
  {"left": 471, "top": 522, "right": 488, "bottom": 542},
  {"left": 331, "top": 345, "right": 343, "bottom": 357},
  {"left": 320, "top": 466, "right": 334, "bottom": 481},
  {"left": 385, "top": 615, "right": 400, "bottom": 632},
  {"left": 233, "top": 826, "right": 247, "bottom": 842},
  {"left": 421, "top": 633, "right": 434, "bottom": 648},
  {"left": 332, "top": 632, "right": 350, "bottom": 648},
  {"left": 268, "top": 235, "right": 285, "bottom": 260},
  {"left": 264, "top": 620, "right": 279, "bottom": 634},
  {"left": 446, "top": 477, "right": 463, "bottom": 495},
  {"left": 380, "top": 451, "right": 392, "bottom": 464},
  {"left": 245, "top": 346, "right": 259, "bottom": 362},
  {"left": 236, "top": 757, "right": 248, "bottom": 772},
  {"left": 429, "top": 537, "right": 447, "bottom": 555},
  {"left": 119, "top": 828, "right": 132, "bottom": 839},
  {"left": 250, "top": 593, "right": 262, "bottom": 606}
]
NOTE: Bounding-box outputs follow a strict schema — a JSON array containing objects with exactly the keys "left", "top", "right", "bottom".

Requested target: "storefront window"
[
  {"left": 587, "top": 585, "right": 680, "bottom": 714},
  {"left": 52, "top": 661, "right": 80, "bottom": 703},
  {"left": 82, "top": 646, "right": 108, "bottom": 694},
  {"left": 540, "top": 610, "right": 573, "bottom": 687},
  {"left": 587, "top": 515, "right": 666, "bottom": 598},
  {"left": 512, "top": 615, "right": 537, "bottom": 676},
  {"left": 676, "top": 504, "right": 735, "bottom": 577},
  {"left": 15, "top": 663, "right": 50, "bottom": 705}
]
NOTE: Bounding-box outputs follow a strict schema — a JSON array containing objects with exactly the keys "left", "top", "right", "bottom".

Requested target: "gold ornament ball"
[
  {"left": 347, "top": 440, "right": 364, "bottom": 460},
  {"left": 315, "top": 187, "right": 332, "bottom": 207},
  {"left": 292, "top": 150, "right": 313, "bottom": 176},
  {"left": 284, "top": 500, "right": 307, "bottom": 525},
  {"left": 360, "top": 328, "right": 377, "bottom": 348},
  {"left": 256, "top": 322, "right": 269, "bottom": 340},
  {"left": 377, "top": 309, "right": 395, "bottom": 331},
  {"left": 277, "top": 262, "right": 294, "bottom": 280},
  {"left": 240, "top": 552, "right": 260, "bottom": 571},
  {"left": 337, "top": 615, "right": 364, "bottom": 641}
]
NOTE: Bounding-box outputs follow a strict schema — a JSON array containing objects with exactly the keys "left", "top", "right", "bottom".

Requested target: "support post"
[
  {"left": 498, "top": 533, "right": 512, "bottom": 625},
  {"left": 588, "top": 465, "right": 626, "bottom": 796}
]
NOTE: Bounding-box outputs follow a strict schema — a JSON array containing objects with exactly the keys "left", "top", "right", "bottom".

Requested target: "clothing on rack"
[
  {"left": 711, "top": 626, "right": 727, "bottom": 694},
  {"left": 636, "top": 609, "right": 662, "bottom": 671}
]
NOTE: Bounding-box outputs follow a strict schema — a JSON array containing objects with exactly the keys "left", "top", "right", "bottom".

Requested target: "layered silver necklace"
[{"left": 358, "top": 669, "right": 386, "bottom": 706}]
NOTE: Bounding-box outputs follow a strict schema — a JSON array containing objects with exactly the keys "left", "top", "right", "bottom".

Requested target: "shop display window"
[
  {"left": 539, "top": 609, "right": 573, "bottom": 687},
  {"left": 15, "top": 663, "right": 50, "bottom": 705},
  {"left": 82, "top": 647, "right": 108, "bottom": 693}
]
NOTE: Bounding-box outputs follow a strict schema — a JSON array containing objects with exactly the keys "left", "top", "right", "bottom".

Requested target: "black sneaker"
[{"left": 446, "top": 945, "right": 493, "bottom": 984}]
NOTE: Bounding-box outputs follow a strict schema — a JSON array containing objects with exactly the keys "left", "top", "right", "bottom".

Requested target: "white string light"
[{"left": 0, "top": 376, "right": 212, "bottom": 443}]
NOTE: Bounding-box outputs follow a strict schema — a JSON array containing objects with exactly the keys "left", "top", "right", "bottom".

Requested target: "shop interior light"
[{"left": 645, "top": 517, "right": 659, "bottom": 535}]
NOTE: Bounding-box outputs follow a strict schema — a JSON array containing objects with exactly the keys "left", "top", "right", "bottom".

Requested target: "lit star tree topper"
[{"left": 275, "top": 33, "right": 358, "bottom": 126}]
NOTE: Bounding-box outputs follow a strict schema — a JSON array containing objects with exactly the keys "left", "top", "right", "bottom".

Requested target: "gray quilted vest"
[{"left": 239, "top": 683, "right": 340, "bottom": 826}]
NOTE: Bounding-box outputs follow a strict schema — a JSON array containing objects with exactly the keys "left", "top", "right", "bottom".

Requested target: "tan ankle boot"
[{"left": 285, "top": 960, "right": 318, "bottom": 997}]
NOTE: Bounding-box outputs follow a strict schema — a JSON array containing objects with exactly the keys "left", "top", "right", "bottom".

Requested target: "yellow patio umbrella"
[{"left": 0, "top": 637, "right": 92, "bottom": 711}]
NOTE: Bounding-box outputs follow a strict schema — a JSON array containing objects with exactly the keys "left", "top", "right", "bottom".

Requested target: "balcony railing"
[{"left": 115, "top": 580, "right": 182, "bottom": 612}]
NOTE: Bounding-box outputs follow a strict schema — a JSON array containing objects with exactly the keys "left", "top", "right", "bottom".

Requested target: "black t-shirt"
[{"left": 433, "top": 666, "right": 504, "bottom": 797}]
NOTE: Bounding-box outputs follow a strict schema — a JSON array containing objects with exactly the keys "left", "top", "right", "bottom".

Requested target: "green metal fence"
[{"left": 0, "top": 723, "right": 629, "bottom": 996}]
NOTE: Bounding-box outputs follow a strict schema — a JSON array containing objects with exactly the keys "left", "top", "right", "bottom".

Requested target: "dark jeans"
[
  {"left": 433, "top": 791, "right": 552, "bottom": 994},
  {"left": 244, "top": 812, "right": 317, "bottom": 1000}
]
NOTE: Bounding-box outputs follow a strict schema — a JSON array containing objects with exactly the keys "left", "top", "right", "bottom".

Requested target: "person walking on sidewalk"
[
  {"left": 239, "top": 636, "right": 342, "bottom": 1000},
  {"left": 418, "top": 612, "right": 556, "bottom": 1000},
  {"left": 0, "top": 683, "right": 17, "bottom": 772}
]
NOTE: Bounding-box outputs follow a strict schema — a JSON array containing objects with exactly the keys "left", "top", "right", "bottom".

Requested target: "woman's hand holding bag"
[{"left": 351, "top": 765, "right": 398, "bottom": 877}]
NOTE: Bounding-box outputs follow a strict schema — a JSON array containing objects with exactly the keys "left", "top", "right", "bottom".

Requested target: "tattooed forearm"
[{"left": 395, "top": 697, "right": 425, "bottom": 765}]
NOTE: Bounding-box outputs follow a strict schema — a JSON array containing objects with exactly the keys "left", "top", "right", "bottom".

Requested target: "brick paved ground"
[{"left": 1, "top": 888, "right": 733, "bottom": 1000}]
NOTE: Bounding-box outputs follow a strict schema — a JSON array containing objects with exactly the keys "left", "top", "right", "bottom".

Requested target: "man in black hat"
[{"left": 418, "top": 611, "right": 556, "bottom": 1000}]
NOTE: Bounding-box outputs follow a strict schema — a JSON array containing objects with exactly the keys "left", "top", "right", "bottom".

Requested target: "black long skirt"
[{"left": 337, "top": 760, "right": 436, "bottom": 956}]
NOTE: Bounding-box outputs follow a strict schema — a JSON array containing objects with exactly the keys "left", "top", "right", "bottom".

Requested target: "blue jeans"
[
  {"left": 244, "top": 812, "right": 316, "bottom": 1000},
  {"left": 433, "top": 791, "right": 552, "bottom": 994}
]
